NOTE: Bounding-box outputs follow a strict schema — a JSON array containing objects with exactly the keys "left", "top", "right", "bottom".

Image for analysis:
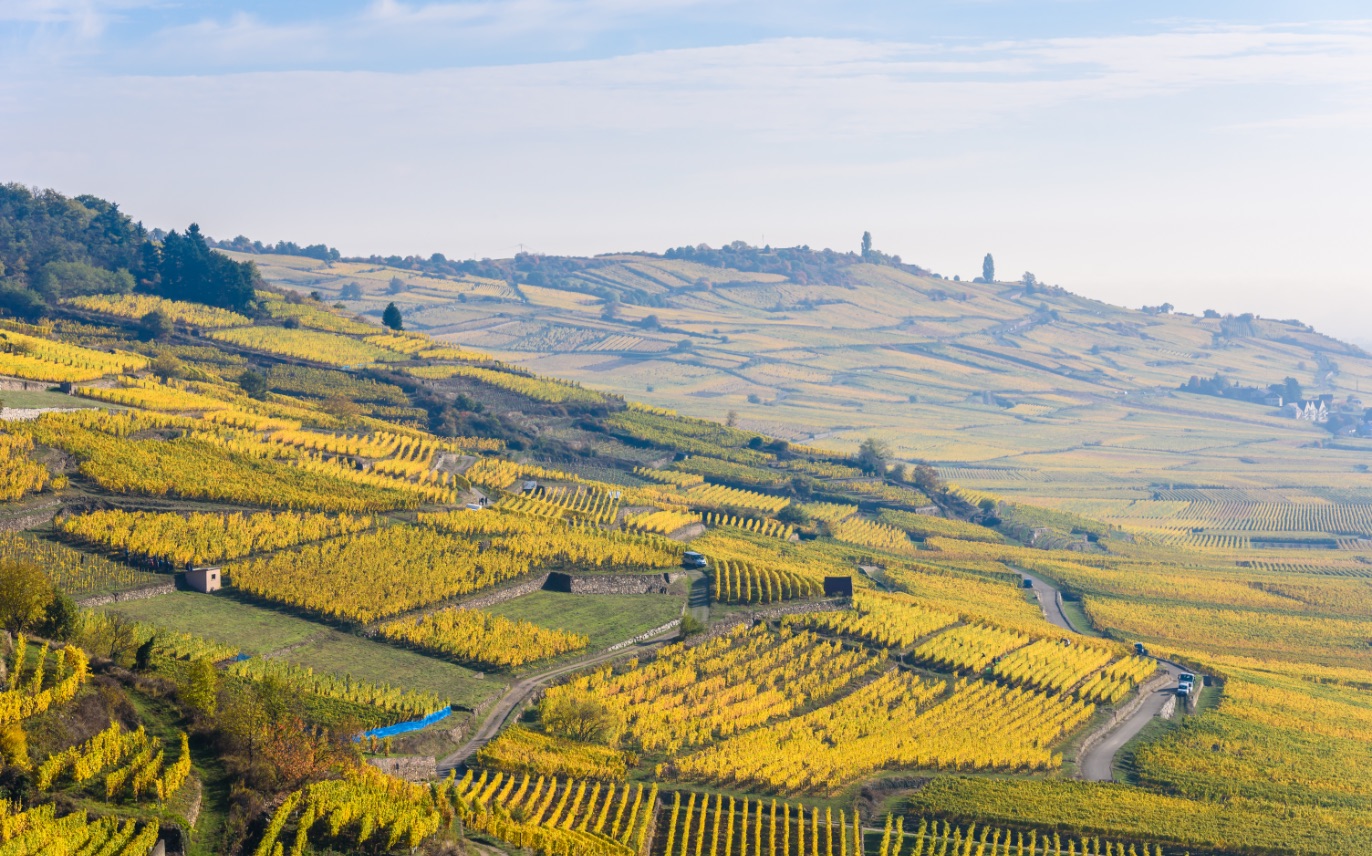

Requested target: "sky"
[{"left": 2, "top": 1, "right": 1371, "bottom": 342}]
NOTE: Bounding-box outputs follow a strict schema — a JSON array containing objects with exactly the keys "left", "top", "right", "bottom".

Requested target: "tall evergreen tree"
[
  {"left": 982, "top": 253, "right": 995, "bottom": 283},
  {"left": 861, "top": 231, "right": 872, "bottom": 257},
  {"left": 382, "top": 302, "right": 403, "bottom": 331},
  {"left": 147, "top": 223, "right": 257, "bottom": 313}
]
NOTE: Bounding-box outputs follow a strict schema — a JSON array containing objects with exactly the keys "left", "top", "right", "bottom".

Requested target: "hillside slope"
[{"left": 236, "top": 247, "right": 1372, "bottom": 507}]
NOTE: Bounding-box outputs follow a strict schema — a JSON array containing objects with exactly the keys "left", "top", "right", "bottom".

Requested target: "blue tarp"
[{"left": 357, "top": 707, "right": 454, "bottom": 741}]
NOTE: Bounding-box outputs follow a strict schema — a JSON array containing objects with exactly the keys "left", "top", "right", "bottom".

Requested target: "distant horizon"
[
  {"left": 5, "top": 2, "right": 1369, "bottom": 340},
  {"left": 194, "top": 220, "right": 1369, "bottom": 351}
]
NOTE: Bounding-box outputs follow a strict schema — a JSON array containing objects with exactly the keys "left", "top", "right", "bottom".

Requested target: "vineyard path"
[
  {"left": 1014, "top": 566, "right": 1186, "bottom": 783},
  {"left": 436, "top": 625, "right": 681, "bottom": 775}
]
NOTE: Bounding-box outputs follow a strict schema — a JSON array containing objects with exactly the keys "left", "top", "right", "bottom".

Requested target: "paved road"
[
  {"left": 1014, "top": 566, "right": 1194, "bottom": 783},
  {"left": 436, "top": 628, "right": 680, "bottom": 774},
  {"left": 1079, "top": 660, "right": 1185, "bottom": 782},
  {"left": 1016, "top": 568, "right": 1078, "bottom": 633}
]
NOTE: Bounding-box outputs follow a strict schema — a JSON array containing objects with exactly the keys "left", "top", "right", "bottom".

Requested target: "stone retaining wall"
[
  {"left": 698, "top": 597, "right": 851, "bottom": 640},
  {"left": 182, "top": 777, "right": 203, "bottom": 830},
  {"left": 368, "top": 756, "right": 438, "bottom": 782},
  {"left": 458, "top": 573, "right": 552, "bottom": 610},
  {"left": 0, "top": 502, "right": 59, "bottom": 533},
  {"left": 0, "top": 407, "right": 85, "bottom": 422},
  {"left": 551, "top": 572, "right": 682, "bottom": 595},
  {"left": 1073, "top": 668, "right": 1173, "bottom": 777},
  {"left": 606, "top": 619, "right": 682, "bottom": 652},
  {"left": 0, "top": 378, "right": 55, "bottom": 392},
  {"left": 77, "top": 582, "right": 175, "bottom": 608}
]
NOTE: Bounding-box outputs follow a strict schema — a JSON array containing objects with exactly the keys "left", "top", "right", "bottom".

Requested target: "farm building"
[{"left": 185, "top": 567, "right": 222, "bottom": 593}]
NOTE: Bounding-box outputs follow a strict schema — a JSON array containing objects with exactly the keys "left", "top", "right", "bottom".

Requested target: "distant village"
[{"left": 1180, "top": 373, "right": 1372, "bottom": 437}]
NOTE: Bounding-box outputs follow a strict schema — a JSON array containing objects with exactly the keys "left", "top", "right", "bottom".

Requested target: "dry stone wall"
[
  {"left": 546, "top": 572, "right": 683, "bottom": 595},
  {"left": 699, "top": 597, "right": 852, "bottom": 640},
  {"left": 458, "top": 573, "right": 552, "bottom": 609},
  {"left": 77, "top": 582, "right": 175, "bottom": 608},
  {"left": 368, "top": 756, "right": 438, "bottom": 782},
  {"left": 0, "top": 501, "right": 59, "bottom": 533}
]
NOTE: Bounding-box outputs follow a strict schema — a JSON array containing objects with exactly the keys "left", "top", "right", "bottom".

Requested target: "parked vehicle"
[{"left": 1177, "top": 673, "right": 1196, "bottom": 697}]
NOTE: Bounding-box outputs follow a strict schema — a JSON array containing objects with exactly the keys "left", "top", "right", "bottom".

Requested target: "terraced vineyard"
[{"left": 0, "top": 186, "right": 1369, "bottom": 856}]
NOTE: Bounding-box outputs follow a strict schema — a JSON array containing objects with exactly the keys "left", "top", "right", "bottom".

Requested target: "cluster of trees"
[
  {"left": 1179, "top": 373, "right": 1304, "bottom": 405},
  {"left": 858, "top": 230, "right": 904, "bottom": 266},
  {"left": 0, "top": 185, "right": 147, "bottom": 320},
  {"left": 663, "top": 239, "right": 926, "bottom": 285},
  {"left": 144, "top": 224, "right": 258, "bottom": 314},
  {"left": 208, "top": 235, "right": 341, "bottom": 262},
  {"left": 0, "top": 185, "right": 262, "bottom": 322},
  {"left": 1218, "top": 312, "right": 1260, "bottom": 339},
  {"left": 855, "top": 437, "right": 941, "bottom": 493}
]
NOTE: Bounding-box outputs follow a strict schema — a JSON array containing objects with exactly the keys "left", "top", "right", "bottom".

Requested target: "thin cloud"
[
  {"left": 0, "top": 0, "right": 156, "bottom": 36},
  {"left": 3, "top": 19, "right": 1371, "bottom": 341}
]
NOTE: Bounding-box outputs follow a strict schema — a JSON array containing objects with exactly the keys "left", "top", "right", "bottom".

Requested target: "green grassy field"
[
  {"left": 107, "top": 592, "right": 503, "bottom": 708},
  {"left": 105, "top": 592, "right": 321, "bottom": 655},
  {"left": 483, "top": 591, "right": 683, "bottom": 651},
  {"left": 280, "top": 629, "right": 504, "bottom": 710}
]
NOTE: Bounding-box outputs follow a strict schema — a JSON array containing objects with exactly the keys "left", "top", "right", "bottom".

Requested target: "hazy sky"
[{"left": 3, "top": 2, "right": 1371, "bottom": 341}]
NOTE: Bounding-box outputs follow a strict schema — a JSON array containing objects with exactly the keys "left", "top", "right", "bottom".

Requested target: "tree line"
[{"left": 0, "top": 184, "right": 262, "bottom": 322}]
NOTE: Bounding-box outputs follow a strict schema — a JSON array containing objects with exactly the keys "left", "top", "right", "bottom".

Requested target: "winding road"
[
  {"left": 435, "top": 566, "right": 1195, "bottom": 785},
  {"left": 1016, "top": 568, "right": 1191, "bottom": 783},
  {"left": 1018, "top": 569, "right": 1079, "bottom": 633},
  {"left": 436, "top": 626, "right": 681, "bottom": 774},
  {"left": 1078, "top": 660, "right": 1185, "bottom": 781}
]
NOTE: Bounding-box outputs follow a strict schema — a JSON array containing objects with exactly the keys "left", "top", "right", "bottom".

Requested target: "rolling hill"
[
  {"left": 3, "top": 186, "right": 1372, "bottom": 854},
  {"left": 234, "top": 245, "right": 1372, "bottom": 516}
]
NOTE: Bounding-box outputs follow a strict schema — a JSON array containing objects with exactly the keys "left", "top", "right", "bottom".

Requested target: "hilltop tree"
[
  {"left": 382, "top": 302, "right": 403, "bottom": 331},
  {"left": 982, "top": 253, "right": 995, "bottom": 283},
  {"left": 861, "top": 231, "right": 873, "bottom": 258}
]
